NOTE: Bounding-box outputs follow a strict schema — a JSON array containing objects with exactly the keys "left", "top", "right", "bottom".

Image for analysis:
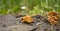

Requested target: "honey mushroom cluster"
[
  {"left": 48, "top": 12, "right": 60, "bottom": 25},
  {"left": 21, "top": 15, "right": 34, "bottom": 23}
]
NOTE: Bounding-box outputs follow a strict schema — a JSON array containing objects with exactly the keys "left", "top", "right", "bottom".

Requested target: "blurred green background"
[{"left": 0, "top": 0, "right": 60, "bottom": 16}]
